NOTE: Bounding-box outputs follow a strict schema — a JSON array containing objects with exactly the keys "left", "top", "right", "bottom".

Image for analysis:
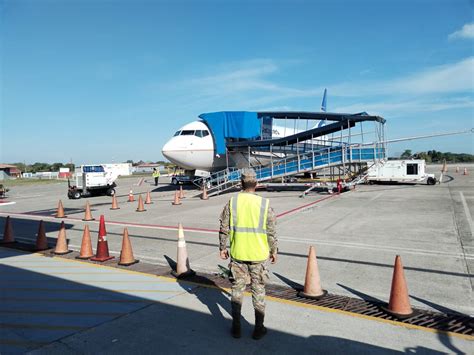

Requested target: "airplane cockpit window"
[
  {"left": 180, "top": 130, "right": 195, "bottom": 136},
  {"left": 194, "top": 130, "right": 210, "bottom": 138},
  {"left": 173, "top": 131, "right": 181, "bottom": 136}
]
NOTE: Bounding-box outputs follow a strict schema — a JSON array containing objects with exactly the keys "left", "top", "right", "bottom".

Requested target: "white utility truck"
[
  {"left": 67, "top": 165, "right": 120, "bottom": 199},
  {"left": 366, "top": 159, "right": 436, "bottom": 185}
]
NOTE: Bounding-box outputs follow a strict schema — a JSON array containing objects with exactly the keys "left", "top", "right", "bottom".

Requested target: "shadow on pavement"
[{"left": 0, "top": 247, "right": 465, "bottom": 354}]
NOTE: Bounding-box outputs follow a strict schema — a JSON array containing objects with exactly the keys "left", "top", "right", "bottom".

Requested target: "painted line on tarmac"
[
  {"left": 24, "top": 251, "right": 473, "bottom": 341},
  {"left": 276, "top": 194, "right": 338, "bottom": 218},
  {"left": 278, "top": 236, "right": 474, "bottom": 260},
  {"left": 460, "top": 191, "right": 474, "bottom": 238},
  {"left": 0, "top": 211, "right": 218, "bottom": 234}
]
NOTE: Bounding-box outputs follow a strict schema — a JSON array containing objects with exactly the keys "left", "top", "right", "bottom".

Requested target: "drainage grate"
[{"left": 178, "top": 270, "right": 473, "bottom": 337}]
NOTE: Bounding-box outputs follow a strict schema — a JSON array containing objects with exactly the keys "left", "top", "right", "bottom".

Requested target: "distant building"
[
  {"left": 0, "top": 164, "right": 21, "bottom": 180},
  {"left": 134, "top": 163, "right": 163, "bottom": 174}
]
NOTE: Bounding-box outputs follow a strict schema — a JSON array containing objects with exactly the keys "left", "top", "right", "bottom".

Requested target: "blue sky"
[{"left": 1, "top": 0, "right": 473, "bottom": 164}]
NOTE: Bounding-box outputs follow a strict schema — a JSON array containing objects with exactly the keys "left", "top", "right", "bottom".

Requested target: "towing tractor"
[
  {"left": 67, "top": 165, "right": 119, "bottom": 199},
  {"left": 366, "top": 159, "right": 436, "bottom": 185}
]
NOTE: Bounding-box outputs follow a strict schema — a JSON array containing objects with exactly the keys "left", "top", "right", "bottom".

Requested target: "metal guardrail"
[{"left": 195, "top": 143, "right": 385, "bottom": 197}]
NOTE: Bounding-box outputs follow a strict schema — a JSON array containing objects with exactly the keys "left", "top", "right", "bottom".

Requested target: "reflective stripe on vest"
[{"left": 229, "top": 193, "right": 270, "bottom": 261}]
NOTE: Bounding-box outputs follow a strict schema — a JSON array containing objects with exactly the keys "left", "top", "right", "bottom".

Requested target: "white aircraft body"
[
  {"left": 162, "top": 90, "right": 329, "bottom": 172},
  {"left": 161, "top": 120, "right": 325, "bottom": 172}
]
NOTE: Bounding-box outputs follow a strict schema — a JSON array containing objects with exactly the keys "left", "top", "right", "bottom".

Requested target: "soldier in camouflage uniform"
[{"left": 219, "top": 168, "right": 278, "bottom": 340}]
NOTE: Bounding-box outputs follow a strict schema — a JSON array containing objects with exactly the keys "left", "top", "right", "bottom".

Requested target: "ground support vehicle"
[{"left": 67, "top": 165, "right": 119, "bottom": 199}]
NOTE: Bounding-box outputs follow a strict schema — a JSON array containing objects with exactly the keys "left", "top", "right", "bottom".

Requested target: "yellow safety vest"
[
  {"left": 229, "top": 193, "right": 270, "bottom": 262},
  {"left": 152, "top": 170, "right": 160, "bottom": 178}
]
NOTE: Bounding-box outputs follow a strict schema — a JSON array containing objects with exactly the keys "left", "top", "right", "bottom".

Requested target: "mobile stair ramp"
[{"left": 195, "top": 143, "right": 385, "bottom": 197}]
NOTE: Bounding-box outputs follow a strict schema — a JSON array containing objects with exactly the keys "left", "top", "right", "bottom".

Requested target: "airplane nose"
[{"left": 162, "top": 140, "right": 188, "bottom": 167}]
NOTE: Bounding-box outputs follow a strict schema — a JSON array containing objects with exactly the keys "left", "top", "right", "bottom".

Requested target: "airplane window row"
[{"left": 173, "top": 130, "right": 210, "bottom": 138}]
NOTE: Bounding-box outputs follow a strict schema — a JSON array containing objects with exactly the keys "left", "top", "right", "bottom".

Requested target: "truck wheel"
[
  {"left": 171, "top": 178, "right": 178, "bottom": 185},
  {"left": 73, "top": 191, "right": 81, "bottom": 199},
  {"left": 106, "top": 188, "right": 116, "bottom": 196},
  {"left": 427, "top": 177, "right": 436, "bottom": 185}
]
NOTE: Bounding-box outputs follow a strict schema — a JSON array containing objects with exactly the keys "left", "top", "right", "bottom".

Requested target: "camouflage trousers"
[{"left": 229, "top": 260, "right": 269, "bottom": 314}]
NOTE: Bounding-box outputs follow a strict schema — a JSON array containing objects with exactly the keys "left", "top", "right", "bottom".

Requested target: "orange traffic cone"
[
  {"left": 456, "top": 166, "right": 460, "bottom": 173},
  {"left": 118, "top": 228, "right": 139, "bottom": 266},
  {"left": 1, "top": 216, "right": 15, "bottom": 244},
  {"left": 383, "top": 255, "right": 415, "bottom": 318},
  {"left": 128, "top": 189, "right": 135, "bottom": 202},
  {"left": 35, "top": 220, "right": 49, "bottom": 251},
  {"left": 172, "top": 189, "right": 181, "bottom": 205},
  {"left": 76, "top": 225, "right": 94, "bottom": 259},
  {"left": 54, "top": 221, "right": 71, "bottom": 255},
  {"left": 298, "top": 246, "right": 327, "bottom": 300},
  {"left": 441, "top": 159, "right": 447, "bottom": 173},
  {"left": 145, "top": 191, "right": 153, "bottom": 204},
  {"left": 136, "top": 194, "right": 146, "bottom": 212},
  {"left": 110, "top": 195, "right": 120, "bottom": 210},
  {"left": 179, "top": 185, "right": 185, "bottom": 199},
  {"left": 90, "top": 215, "right": 114, "bottom": 262},
  {"left": 171, "top": 223, "right": 195, "bottom": 278},
  {"left": 201, "top": 183, "right": 209, "bottom": 200},
  {"left": 82, "top": 201, "right": 95, "bottom": 221},
  {"left": 55, "top": 200, "right": 66, "bottom": 218},
  {"left": 464, "top": 168, "right": 468, "bottom": 175}
]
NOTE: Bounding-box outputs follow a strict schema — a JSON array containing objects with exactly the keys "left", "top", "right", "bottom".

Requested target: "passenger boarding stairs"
[{"left": 195, "top": 143, "right": 385, "bottom": 197}]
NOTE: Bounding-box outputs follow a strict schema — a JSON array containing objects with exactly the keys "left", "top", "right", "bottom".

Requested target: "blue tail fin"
[
  {"left": 321, "top": 88, "right": 327, "bottom": 112},
  {"left": 317, "top": 89, "right": 327, "bottom": 128}
]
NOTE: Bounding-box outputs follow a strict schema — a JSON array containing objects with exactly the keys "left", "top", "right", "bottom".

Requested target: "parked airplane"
[{"left": 162, "top": 90, "right": 329, "bottom": 173}]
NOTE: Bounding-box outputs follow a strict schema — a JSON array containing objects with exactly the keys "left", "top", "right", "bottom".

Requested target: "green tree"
[{"left": 400, "top": 149, "right": 412, "bottom": 159}]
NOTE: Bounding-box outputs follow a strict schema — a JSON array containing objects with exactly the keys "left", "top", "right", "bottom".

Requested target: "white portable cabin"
[{"left": 366, "top": 159, "right": 436, "bottom": 184}]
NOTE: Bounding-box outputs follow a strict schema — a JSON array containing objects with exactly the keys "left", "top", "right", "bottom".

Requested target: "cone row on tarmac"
[
  {"left": 128, "top": 189, "right": 135, "bottom": 202},
  {"left": 55, "top": 200, "right": 66, "bottom": 218},
  {"left": 53, "top": 221, "right": 72, "bottom": 255},
  {"left": 171, "top": 223, "right": 195, "bottom": 278},
  {"left": 118, "top": 227, "right": 139, "bottom": 266},
  {"left": 83, "top": 201, "right": 95, "bottom": 221},
  {"left": 1, "top": 216, "right": 15, "bottom": 244},
  {"left": 145, "top": 191, "right": 153, "bottom": 204},
  {"left": 90, "top": 215, "right": 114, "bottom": 262},
  {"left": 382, "top": 255, "right": 415, "bottom": 319},
  {"left": 36, "top": 220, "right": 49, "bottom": 251},
  {"left": 76, "top": 225, "right": 94, "bottom": 259},
  {"left": 172, "top": 189, "right": 182, "bottom": 205},
  {"left": 136, "top": 195, "right": 146, "bottom": 212},
  {"left": 298, "top": 246, "right": 327, "bottom": 300},
  {"left": 110, "top": 195, "right": 120, "bottom": 210}
]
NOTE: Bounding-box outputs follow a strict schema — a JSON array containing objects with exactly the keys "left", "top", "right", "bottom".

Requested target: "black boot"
[
  {"left": 252, "top": 310, "right": 267, "bottom": 340},
  {"left": 231, "top": 302, "right": 242, "bottom": 338}
]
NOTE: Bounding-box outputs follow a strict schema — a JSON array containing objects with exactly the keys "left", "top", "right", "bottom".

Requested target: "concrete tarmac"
[
  {"left": 0, "top": 164, "right": 474, "bottom": 352},
  {"left": 0, "top": 247, "right": 472, "bottom": 354},
  {"left": 1, "top": 164, "right": 472, "bottom": 317}
]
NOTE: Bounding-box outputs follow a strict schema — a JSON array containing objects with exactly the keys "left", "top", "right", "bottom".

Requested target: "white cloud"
[
  {"left": 448, "top": 23, "right": 474, "bottom": 40},
  {"left": 155, "top": 57, "right": 474, "bottom": 116},
  {"left": 334, "top": 97, "right": 474, "bottom": 117},
  {"left": 329, "top": 57, "right": 474, "bottom": 97}
]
